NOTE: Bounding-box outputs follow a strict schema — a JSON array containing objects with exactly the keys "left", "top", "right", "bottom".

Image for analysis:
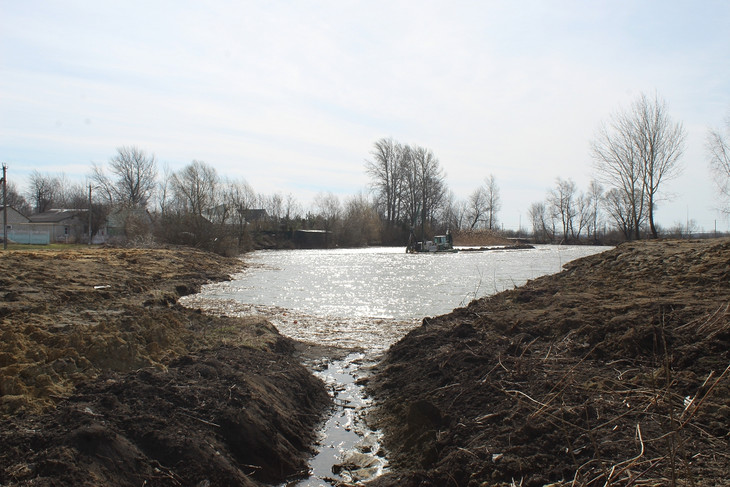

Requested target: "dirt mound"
[
  {"left": 0, "top": 247, "right": 331, "bottom": 486},
  {"left": 367, "top": 239, "right": 730, "bottom": 486},
  {"left": 0, "top": 247, "right": 241, "bottom": 415},
  {"left": 0, "top": 345, "right": 328, "bottom": 486}
]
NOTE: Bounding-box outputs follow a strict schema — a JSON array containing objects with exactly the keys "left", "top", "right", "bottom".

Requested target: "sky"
[{"left": 1, "top": 0, "right": 729, "bottom": 232}]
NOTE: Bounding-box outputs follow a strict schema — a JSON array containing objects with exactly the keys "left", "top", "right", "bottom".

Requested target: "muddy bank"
[
  {"left": 0, "top": 247, "right": 330, "bottom": 486},
  {"left": 367, "top": 239, "right": 730, "bottom": 486}
]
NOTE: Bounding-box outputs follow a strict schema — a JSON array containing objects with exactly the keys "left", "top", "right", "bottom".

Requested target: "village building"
[
  {"left": 1, "top": 206, "right": 32, "bottom": 243},
  {"left": 23, "top": 209, "right": 89, "bottom": 244}
]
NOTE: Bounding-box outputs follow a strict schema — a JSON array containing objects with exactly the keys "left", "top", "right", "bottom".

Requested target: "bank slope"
[
  {"left": 0, "top": 247, "right": 330, "bottom": 486},
  {"left": 368, "top": 239, "right": 730, "bottom": 487}
]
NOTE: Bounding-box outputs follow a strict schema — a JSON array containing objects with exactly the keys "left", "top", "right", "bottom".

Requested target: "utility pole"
[
  {"left": 2, "top": 164, "right": 7, "bottom": 250},
  {"left": 88, "top": 183, "right": 92, "bottom": 246}
]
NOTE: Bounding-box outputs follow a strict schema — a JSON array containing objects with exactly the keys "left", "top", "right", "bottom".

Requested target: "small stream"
[
  {"left": 178, "top": 295, "right": 401, "bottom": 486},
  {"left": 182, "top": 245, "right": 611, "bottom": 486},
  {"left": 288, "top": 352, "right": 386, "bottom": 487}
]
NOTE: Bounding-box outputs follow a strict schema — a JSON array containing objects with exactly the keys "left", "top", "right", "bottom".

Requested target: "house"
[
  {"left": 1, "top": 206, "right": 32, "bottom": 243},
  {"left": 4, "top": 206, "right": 158, "bottom": 245},
  {"left": 26, "top": 209, "right": 89, "bottom": 244}
]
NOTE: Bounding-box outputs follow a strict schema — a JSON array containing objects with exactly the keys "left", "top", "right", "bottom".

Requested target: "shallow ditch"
[{"left": 286, "top": 352, "right": 388, "bottom": 487}]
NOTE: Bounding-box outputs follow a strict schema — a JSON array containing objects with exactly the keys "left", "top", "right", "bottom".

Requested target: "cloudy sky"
[{"left": 2, "top": 1, "right": 729, "bottom": 232}]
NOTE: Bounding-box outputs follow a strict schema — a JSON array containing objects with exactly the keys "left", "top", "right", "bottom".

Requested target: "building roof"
[
  {"left": 28, "top": 209, "right": 87, "bottom": 223},
  {"left": 0, "top": 206, "right": 30, "bottom": 225}
]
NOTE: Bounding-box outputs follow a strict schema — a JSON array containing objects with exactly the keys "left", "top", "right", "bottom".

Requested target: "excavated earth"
[
  {"left": 2, "top": 240, "right": 729, "bottom": 487},
  {"left": 0, "top": 247, "right": 330, "bottom": 486},
  {"left": 367, "top": 239, "right": 730, "bottom": 487}
]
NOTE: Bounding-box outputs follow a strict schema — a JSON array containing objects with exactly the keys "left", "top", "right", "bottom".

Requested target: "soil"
[
  {"left": 366, "top": 239, "right": 730, "bottom": 486},
  {"left": 3, "top": 240, "right": 729, "bottom": 487},
  {"left": 452, "top": 230, "right": 516, "bottom": 247},
  {"left": 0, "top": 247, "right": 330, "bottom": 486}
]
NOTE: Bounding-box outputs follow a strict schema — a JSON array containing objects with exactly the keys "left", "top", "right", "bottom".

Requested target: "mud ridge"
[
  {"left": 367, "top": 239, "right": 730, "bottom": 486},
  {"left": 0, "top": 247, "right": 330, "bottom": 486}
]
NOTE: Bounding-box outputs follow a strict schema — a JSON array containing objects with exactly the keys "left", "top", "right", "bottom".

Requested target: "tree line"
[
  {"left": 365, "top": 138, "right": 503, "bottom": 245},
  {"left": 4, "top": 91, "right": 729, "bottom": 252},
  {"left": 529, "top": 93, "right": 730, "bottom": 243},
  {"left": 4, "top": 138, "right": 505, "bottom": 251}
]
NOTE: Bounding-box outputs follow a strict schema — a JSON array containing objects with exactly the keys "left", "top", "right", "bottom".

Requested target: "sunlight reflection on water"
[{"left": 182, "top": 245, "right": 610, "bottom": 351}]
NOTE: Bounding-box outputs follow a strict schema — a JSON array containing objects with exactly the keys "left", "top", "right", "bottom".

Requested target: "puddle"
[{"left": 285, "top": 352, "right": 388, "bottom": 487}]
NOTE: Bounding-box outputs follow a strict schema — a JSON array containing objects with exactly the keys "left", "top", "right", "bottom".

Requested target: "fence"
[{"left": 4, "top": 222, "right": 85, "bottom": 245}]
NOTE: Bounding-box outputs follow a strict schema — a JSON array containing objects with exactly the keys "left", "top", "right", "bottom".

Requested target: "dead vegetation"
[
  {"left": 0, "top": 246, "right": 330, "bottom": 486},
  {"left": 367, "top": 239, "right": 730, "bottom": 486}
]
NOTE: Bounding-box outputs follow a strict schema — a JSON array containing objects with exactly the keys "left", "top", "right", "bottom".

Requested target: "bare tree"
[
  {"left": 92, "top": 146, "right": 157, "bottom": 209},
  {"left": 707, "top": 115, "right": 730, "bottom": 214},
  {"left": 574, "top": 191, "right": 591, "bottom": 242},
  {"left": 56, "top": 175, "right": 88, "bottom": 209},
  {"left": 406, "top": 144, "right": 447, "bottom": 238},
  {"left": 592, "top": 93, "right": 685, "bottom": 239},
  {"left": 592, "top": 115, "right": 646, "bottom": 240},
  {"left": 484, "top": 174, "right": 501, "bottom": 230},
  {"left": 340, "top": 192, "right": 381, "bottom": 247},
  {"left": 159, "top": 160, "right": 222, "bottom": 248},
  {"left": 313, "top": 191, "right": 341, "bottom": 246},
  {"left": 603, "top": 187, "right": 633, "bottom": 240},
  {"left": 27, "top": 170, "right": 60, "bottom": 213},
  {"left": 365, "top": 138, "right": 450, "bottom": 242},
  {"left": 461, "top": 175, "right": 501, "bottom": 231},
  {"left": 170, "top": 160, "right": 219, "bottom": 217},
  {"left": 635, "top": 94, "right": 686, "bottom": 237},
  {"left": 528, "top": 201, "right": 554, "bottom": 243},
  {"left": 440, "top": 191, "right": 465, "bottom": 233},
  {"left": 223, "top": 178, "right": 257, "bottom": 238},
  {"left": 281, "top": 193, "right": 300, "bottom": 225},
  {"left": 366, "top": 138, "right": 404, "bottom": 230},
  {"left": 157, "top": 162, "right": 173, "bottom": 216},
  {"left": 586, "top": 179, "right": 603, "bottom": 242},
  {"left": 4, "top": 180, "right": 31, "bottom": 215},
  {"left": 259, "top": 193, "right": 285, "bottom": 224},
  {"left": 668, "top": 218, "right": 698, "bottom": 239},
  {"left": 548, "top": 177, "right": 578, "bottom": 243},
  {"left": 466, "top": 186, "right": 488, "bottom": 229}
]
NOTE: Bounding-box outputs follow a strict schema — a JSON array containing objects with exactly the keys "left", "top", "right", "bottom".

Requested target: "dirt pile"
[
  {"left": 452, "top": 230, "right": 515, "bottom": 247},
  {"left": 0, "top": 247, "right": 239, "bottom": 415},
  {"left": 0, "top": 247, "right": 330, "bottom": 486},
  {"left": 367, "top": 239, "right": 730, "bottom": 486},
  {"left": 1, "top": 345, "right": 328, "bottom": 486}
]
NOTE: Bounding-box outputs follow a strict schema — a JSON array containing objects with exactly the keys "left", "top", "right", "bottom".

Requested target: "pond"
[{"left": 184, "top": 245, "right": 611, "bottom": 351}]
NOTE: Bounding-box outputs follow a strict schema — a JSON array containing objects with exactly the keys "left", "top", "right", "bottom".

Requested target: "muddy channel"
[
  {"left": 178, "top": 295, "right": 404, "bottom": 486},
  {"left": 286, "top": 352, "right": 386, "bottom": 486},
  {"left": 180, "top": 245, "right": 610, "bottom": 485}
]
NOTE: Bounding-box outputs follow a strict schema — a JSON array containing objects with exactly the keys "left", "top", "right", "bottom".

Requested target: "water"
[
  {"left": 181, "top": 244, "right": 611, "bottom": 485},
  {"left": 298, "top": 352, "right": 387, "bottom": 486},
  {"left": 183, "top": 245, "right": 610, "bottom": 351}
]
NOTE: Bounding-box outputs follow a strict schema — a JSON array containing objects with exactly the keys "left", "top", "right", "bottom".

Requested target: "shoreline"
[
  {"left": 366, "top": 239, "right": 730, "bottom": 486},
  {"left": 0, "top": 247, "right": 331, "bottom": 486}
]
